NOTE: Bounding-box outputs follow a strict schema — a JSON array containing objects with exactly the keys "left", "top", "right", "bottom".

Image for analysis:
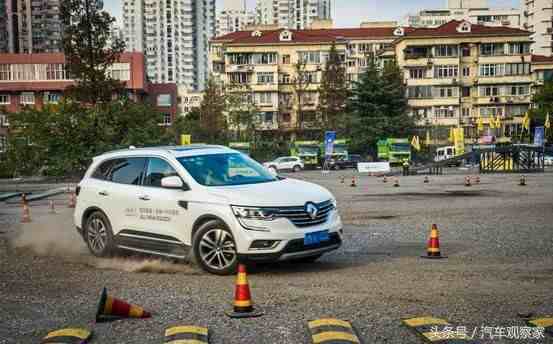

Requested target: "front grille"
[
  {"left": 276, "top": 200, "right": 334, "bottom": 228},
  {"left": 284, "top": 233, "right": 341, "bottom": 254}
]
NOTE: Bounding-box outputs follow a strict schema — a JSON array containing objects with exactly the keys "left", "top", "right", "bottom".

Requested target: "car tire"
[
  {"left": 269, "top": 165, "right": 278, "bottom": 174},
  {"left": 84, "top": 211, "right": 115, "bottom": 257},
  {"left": 192, "top": 219, "right": 238, "bottom": 275},
  {"left": 293, "top": 165, "right": 302, "bottom": 172},
  {"left": 333, "top": 165, "right": 340, "bottom": 170}
]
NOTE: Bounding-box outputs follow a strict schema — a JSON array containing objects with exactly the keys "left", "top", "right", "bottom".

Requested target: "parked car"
[
  {"left": 544, "top": 155, "right": 553, "bottom": 166},
  {"left": 74, "top": 145, "right": 342, "bottom": 275},
  {"left": 263, "top": 156, "right": 304, "bottom": 173},
  {"left": 327, "top": 154, "right": 362, "bottom": 170}
]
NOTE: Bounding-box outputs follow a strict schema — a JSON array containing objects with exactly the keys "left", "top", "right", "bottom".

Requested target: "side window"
[
  {"left": 109, "top": 158, "right": 146, "bottom": 185},
  {"left": 144, "top": 158, "right": 178, "bottom": 187},
  {"left": 92, "top": 159, "right": 118, "bottom": 180}
]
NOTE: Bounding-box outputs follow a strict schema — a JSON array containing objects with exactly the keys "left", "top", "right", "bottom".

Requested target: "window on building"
[
  {"left": 508, "top": 42, "right": 530, "bottom": 55},
  {"left": 479, "top": 86, "right": 500, "bottom": 97},
  {"left": 435, "top": 87, "right": 458, "bottom": 98},
  {"left": 257, "top": 72, "right": 274, "bottom": 84},
  {"left": 407, "top": 86, "right": 432, "bottom": 98},
  {"left": 409, "top": 68, "right": 425, "bottom": 79},
  {"left": 282, "top": 55, "right": 291, "bottom": 64},
  {"left": 461, "top": 45, "right": 471, "bottom": 57},
  {"left": 0, "top": 94, "right": 10, "bottom": 105},
  {"left": 301, "top": 111, "right": 317, "bottom": 122},
  {"left": 462, "top": 66, "right": 470, "bottom": 77},
  {"left": 479, "top": 64, "right": 505, "bottom": 77},
  {"left": 504, "top": 63, "right": 531, "bottom": 76},
  {"left": 161, "top": 113, "right": 172, "bottom": 126},
  {"left": 45, "top": 92, "right": 61, "bottom": 103},
  {"left": 280, "top": 73, "right": 291, "bottom": 84},
  {"left": 298, "top": 51, "right": 321, "bottom": 64},
  {"left": 480, "top": 43, "right": 505, "bottom": 56},
  {"left": 480, "top": 107, "right": 503, "bottom": 117},
  {"left": 505, "top": 104, "right": 529, "bottom": 117},
  {"left": 507, "top": 85, "right": 530, "bottom": 96},
  {"left": 301, "top": 71, "right": 318, "bottom": 83},
  {"left": 260, "top": 112, "right": 274, "bottom": 123},
  {"left": 462, "top": 107, "right": 471, "bottom": 117},
  {"left": 462, "top": 87, "right": 471, "bottom": 97},
  {"left": 46, "top": 64, "right": 67, "bottom": 80},
  {"left": 434, "top": 106, "right": 456, "bottom": 118},
  {"left": 20, "top": 92, "right": 35, "bottom": 105},
  {"left": 434, "top": 65, "right": 458, "bottom": 78},
  {"left": 229, "top": 72, "right": 249, "bottom": 84},
  {"left": 157, "top": 94, "right": 172, "bottom": 107},
  {"left": 252, "top": 53, "right": 277, "bottom": 65},
  {"left": 434, "top": 45, "right": 458, "bottom": 57},
  {"left": 256, "top": 92, "right": 273, "bottom": 105},
  {"left": 0, "top": 64, "right": 11, "bottom": 81}
]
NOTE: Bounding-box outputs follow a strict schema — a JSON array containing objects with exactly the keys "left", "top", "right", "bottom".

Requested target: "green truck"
[
  {"left": 377, "top": 138, "right": 411, "bottom": 165},
  {"left": 322, "top": 139, "right": 349, "bottom": 160},
  {"left": 229, "top": 142, "right": 251, "bottom": 156},
  {"left": 291, "top": 141, "right": 321, "bottom": 169}
]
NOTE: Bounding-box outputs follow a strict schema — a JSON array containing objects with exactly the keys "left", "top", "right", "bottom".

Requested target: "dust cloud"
[{"left": 8, "top": 206, "right": 195, "bottom": 274}]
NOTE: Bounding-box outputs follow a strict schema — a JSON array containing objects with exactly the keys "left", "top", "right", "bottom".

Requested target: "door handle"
[
  {"left": 139, "top": 195, "right": 151, "bottom": 201},
  {"left": 99, "top": 191, "right": 109, "bottom": 196}
]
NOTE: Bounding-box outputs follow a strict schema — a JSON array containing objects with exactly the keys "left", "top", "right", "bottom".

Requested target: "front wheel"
[
  {"left": 192, "top": 220, "right": 238, "bottom": 275},
  {"left": 293, "top": 165, "right": 302, "bottom": 172}
]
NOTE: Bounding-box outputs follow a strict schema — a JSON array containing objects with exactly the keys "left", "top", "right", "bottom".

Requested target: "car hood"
[{"left": 207, "top": 178, "right": 333, "bottom": 207}]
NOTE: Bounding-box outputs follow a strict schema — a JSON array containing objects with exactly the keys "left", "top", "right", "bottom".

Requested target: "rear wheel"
[
  {"left": 84, "top": 211, "right": 115, "bottom": 257},
  {"left": 293, "top": 165, "right": 302, "bottom": 172},
  {"left": 193, "top": 220, "right": 238, "bottom": 275}
]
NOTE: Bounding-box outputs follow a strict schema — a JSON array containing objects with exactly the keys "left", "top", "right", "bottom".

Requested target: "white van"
[{"left": 74, "top": 145, "right": 343, "bottom": 275}]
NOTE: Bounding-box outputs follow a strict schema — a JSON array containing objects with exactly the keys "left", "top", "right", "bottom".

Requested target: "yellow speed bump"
[
  {"left": 402, "top": 316, "right": 476, "bottom": 343},
  {"left": 307, "top": 318, "right": 362, "bottom": 344},
  {"left": 41, "top": 328, "right": 92, "bottom": 344},
  {"left": 527, "top": 317, "right": 553, "bottom": 335},
  {"left": 165, "top": 325, "right": 209, "bottom": 344}
]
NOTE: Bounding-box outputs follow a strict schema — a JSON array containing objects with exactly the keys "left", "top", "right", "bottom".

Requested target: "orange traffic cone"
[
  {"left": 519, "top": 175, "right": 526, "bottom": 186},
  {"left": 350, "top": 176, "right": 356, "bottom": 187},
  {"left": 394, "top": 178, "right": 400, "bottom": 187},
  {"left": 464, "top": 176, "right": 471, "bottom": 187},
  {"left": 383, "top": 176, "right": 388, "bottom": 183},
  {"left": 422, "top": 224, "right": 446, "bottom": 259},
  {"left": 49, "top": 200, "right": 56, "bottom": 214},
  {"left": 21, "top": 203, "right": 31, "bottom": 223},
  {"left": 96, "top": 287, "right": 151, "bottom": 323},
  {"left": 225, "top": 264, "right": 263, "bottom": 318},
  {"left": 68, "top": 192, "right": 76, "bottom": 208},
  {"left": 424, "top": 176, "right": 429, "bottom": 184}
]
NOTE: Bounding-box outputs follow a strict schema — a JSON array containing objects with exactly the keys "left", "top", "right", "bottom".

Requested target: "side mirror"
[{"left": 161, "top": 176, "right": 190, "bottom": 191}]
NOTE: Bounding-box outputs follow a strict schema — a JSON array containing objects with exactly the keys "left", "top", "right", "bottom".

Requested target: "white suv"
[
  {"left": 74, "top": 145, "right": 343, "bottom": 275},
  {"left": 263, "top": 156, "right": 304, "bottom": 173}
]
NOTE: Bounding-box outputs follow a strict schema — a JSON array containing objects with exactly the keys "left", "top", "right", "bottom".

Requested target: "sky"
[{"left": 104, "top": 0, "right": 520, "bottom": 28}]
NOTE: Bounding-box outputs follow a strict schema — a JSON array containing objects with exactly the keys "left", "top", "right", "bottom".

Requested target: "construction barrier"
[
  {"left": 41, "top": 328, "right": 92, "bottom": 344},
  {"left": 527, "top": 317, "right": 553, "bottom": 336},
  {"left": 402, "top": 316, "right": 476, "bottom": 343},
  {"left": 165, "top": 325, "right": 210, "bottom": 344},
  {"left": 307, "top": 318, "right": 362, "bottom": 344}
]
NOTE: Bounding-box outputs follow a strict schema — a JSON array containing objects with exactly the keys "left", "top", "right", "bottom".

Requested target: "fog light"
[{"left": 250, "top": 240, "right": 280, "bottom": 250}]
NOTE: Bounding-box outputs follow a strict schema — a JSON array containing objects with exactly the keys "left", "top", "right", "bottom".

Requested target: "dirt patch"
[
  {"left": 353, "top": 190, "right": 500, "bottom": 199},
  {"left": 85, "top": 257, "right": 199, "bottom": 275}
]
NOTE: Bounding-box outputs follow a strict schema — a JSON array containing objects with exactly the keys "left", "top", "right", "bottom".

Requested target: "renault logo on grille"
[{"left": 305, "top": 202, "right": 319, "bottom": 220}]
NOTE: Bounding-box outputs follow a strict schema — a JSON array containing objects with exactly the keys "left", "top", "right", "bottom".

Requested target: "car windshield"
[
  {"left": 298, "top": 146, "right": 319, "bottom": 155},
  {"left": 391, "top": 143, "right": 410, "bottom": 151},
  {"left": 177, "top": 153, "right": 277, "bottom": 187}
]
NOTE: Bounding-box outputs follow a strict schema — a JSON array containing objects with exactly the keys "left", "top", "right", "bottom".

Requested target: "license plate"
[{"left": 304, "top": 230, "right": 330, "bottom": 246}]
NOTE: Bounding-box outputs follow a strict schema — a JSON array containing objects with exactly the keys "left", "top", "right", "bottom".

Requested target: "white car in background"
[
  {"left": 544, "top": 155, "right": 553, "bottom": 166},
  {"left": 74, "top": 145, "right": 342, "bottom": 275},
  {"left": 263, "top": 156, "right": 304, "bottom": 173}
]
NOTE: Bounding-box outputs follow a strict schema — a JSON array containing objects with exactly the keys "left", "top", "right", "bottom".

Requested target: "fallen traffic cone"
[
  {"left": 68, "top": 192, "right": 76, "bottom": 208},
  {"left": 225, "top": 264, "right": 263, "bottom": 318},
  {"left": 519, "top": 175, "right": 526, "bottom": 186},
  {"left": 424, "top": 176, "right": 429, "bottom": 184},
  {"left": 21, "top": 203, "right": 31, "bottom": 223},
  {"left": 383, "top": 176, "right": 388, "bottom": 183},
  {"left": 350, "top": 176, "right": 357, "bottom": 187},
  {"left": 394, "top": 178, "right": 400, "bottom": 187},
  {"left": 49, "top": 200, "right": 56, "bottom": 214},
  {"left": 422, "top": 224, "right": 446, "bottom": 259},
  {"left": 464, "top": 176, "right": 471, "bottom": 187},
  {"left": 96, "top": 287, "right": 151, "bottom": 323}
]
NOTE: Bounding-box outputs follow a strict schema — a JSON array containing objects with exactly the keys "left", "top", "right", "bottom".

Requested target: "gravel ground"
[{"left": 1, "top": 171, "right": 553, "bottom": 344}]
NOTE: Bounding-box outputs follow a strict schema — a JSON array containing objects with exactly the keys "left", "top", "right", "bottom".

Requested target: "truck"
[
  {"left": 291, "top": 141, "right": 321, "bottom": 169},
  {"left": 377, "top": 138, "right": 411, "bottom": 165},
  {"left": 229, "top": 142, "right": 251, "bottom": 156}
]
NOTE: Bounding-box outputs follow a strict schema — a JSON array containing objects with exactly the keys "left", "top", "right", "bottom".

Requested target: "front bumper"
[{"left": 237, "top": 231, "right": 342, "bottom": 263}]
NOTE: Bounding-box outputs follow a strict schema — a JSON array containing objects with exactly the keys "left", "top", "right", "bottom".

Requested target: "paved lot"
[{"left": 1, "top": 171, "right": 553, "bottom": 343}]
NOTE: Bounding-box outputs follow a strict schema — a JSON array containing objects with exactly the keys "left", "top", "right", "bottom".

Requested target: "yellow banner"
[
  {"left": 180, "top": 134, "right": 191, "bottom": 145},
  {"left": 453, "top": 128, "right": 465, "bottom": 155}
]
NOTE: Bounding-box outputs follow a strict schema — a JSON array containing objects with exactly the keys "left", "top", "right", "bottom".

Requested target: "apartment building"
[
  {"left": 255, "top": 0, "right": 332, "bottom": 30},
  {"left": 210, "top": 26, "right": 407, "bottom": 135},
  {"left": 531, "top": 54, "right": 553, "bottom": 92},
  {"left": 177, "top": 86, "right": 203, "bottom": 116},
  {"left": 122, "top": 0, "right": 216, "bottom": 90},
  {"left": 0, "top": 52, "right": 177, "bottom": 151},
  {"left": 395, "top": 20, "right": 533, "bottom": 143},
  {"left": 216, "top": 9, "right": 256, "bottom": 37},
  {"left": 404, "top": 0, "right": 520, "bottom": 29},
  {"left": 521, "top": 0, "right": 553, "bottom": 56}
]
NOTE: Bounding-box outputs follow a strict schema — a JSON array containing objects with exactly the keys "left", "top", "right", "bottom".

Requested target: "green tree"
[
  {"left": 170, "top": 108, "right": 204, "bottom": 143},
  {"left": 347, "top": 56, "right": 415, "bottom": 154},
  {"left": 197, "top": 78, "right": 228, "bottom": 144},
  {"left": 318, "top": 43, "right": 349, "bottom": 133},
  {"left": 61, "top": 0, "right": 125, "bottom": 103},
  {"left": 529, "top": 81, "right": 553, "bottom": 141},
  {"left": 226, "top": 83, "right": 259, "bottom": 142},
  {"left": 292, "top": 60, "right": 313, "bottom": 131}
]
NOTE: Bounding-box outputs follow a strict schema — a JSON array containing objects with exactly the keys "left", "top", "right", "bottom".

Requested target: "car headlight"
[
  {"left": 331, "top": 197, "right": 337, "bottom": 208},
  {"left": 231, "top": 206, "right": 278, "bottom": 232}
]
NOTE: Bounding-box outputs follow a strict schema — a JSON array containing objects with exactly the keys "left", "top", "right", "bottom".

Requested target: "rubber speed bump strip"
[
  {"left": 41, "top": 328, "right": 92, "bottom": 344},
  {"left": 165, "top": 325, "right": 210, "bottom": 344},
  {"left": 527, "top": 317, "right": 553, "bottom": 335},
  {"left": 307, "top": 318, "right": 362, "bottom": 344},
  {"left": 402, "top": 317, "right": 476, "bottom": 343}
]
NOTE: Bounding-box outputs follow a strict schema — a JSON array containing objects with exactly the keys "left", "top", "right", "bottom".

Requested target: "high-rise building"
[
  {"left": 403, "top": 0, "right": 520, "bottom": 29},
  {"left": 522, "top": 0, "right": 553, "bottom": 56},
  {"left": 223, "top": 0, "right": 246, "bottom": 11},
  {"left": 17, "top": 0, "right": 64, "bottom": 53},
  {"left": 122, "top": 0, "right": 216, "bottom": 90},
  {"left": 0, "top": 0, "right": 8, "bottom": 52},
  {"left": 256, "top": 0, "right": 332, "bottom": 30},
  {"left": 216, "top": 8, "right": 256, "bottom": 37}
]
